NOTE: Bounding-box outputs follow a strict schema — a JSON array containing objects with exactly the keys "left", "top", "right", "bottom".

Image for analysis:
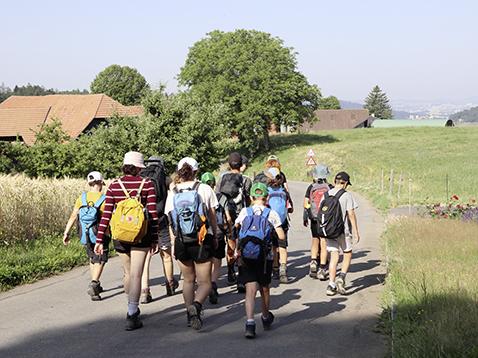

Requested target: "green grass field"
[
  {"left": 248, "top": 127, "right": 478, "bottom": 210},
  {"left": 382, "top": 218, "right": 478, "bottom": 357}
]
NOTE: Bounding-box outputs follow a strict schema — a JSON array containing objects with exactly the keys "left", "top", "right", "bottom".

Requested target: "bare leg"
[
  {"left": 320, "top": 238, "right": 328, "bottom": 266},
  {"left": 118, "top": 252, "right": 131, "bottom": 295},
  {"left": 128, "top": 247, "right": 149, "bottom": 306},
  {"left": 310, "top": 237, "right": 319, "bottom": 260},
  {"left": 258, "top": 285, "right": 270, "bottom": 316},
  {"left": 328, "top": 251, "right": 340, "bottom": 282},
  {"left": 193, "top": 260, "right": 213, "bottom": 304},
  {"left": 273, "top": 247, "right": 279, "bottom": 268},
  {"left": 90, "top": 263, "right": 105, "bottom": 282},
  {"left": 279, "top": 247, "right": 288, "bottom": 265},
  {"left": 160, "top": 248, "right": 174, "bottom": 282},
  {"left": 141, "top": 250, "right": 152, "bottom": 290},
  {"left": 341, "top": 251, "right": 353, "bottom": 274},
  {"left": 211, "top": 257, "right": 222, "bottom": 283},
  {"left": 178, "top": 260, "right": 195, "bottom": 307},
  {"left": 245, "top": 282, "right": 258, "bottom": 320}
]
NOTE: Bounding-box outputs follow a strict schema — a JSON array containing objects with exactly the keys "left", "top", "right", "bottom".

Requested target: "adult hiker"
[
  {"left": 139, "top": 156, "right": 178, "bottom": 303},
  {"left": 201, "top": 171, "right": 232, "bottom": 304},
  {"left": 63, "top": 171, "right": 108, "bottom": 301},
  {"left": 235, "top": 182, "right": 286, "bottom": 339},
  {"left": 165, "top": 157, "right": 219, "bottom": 330},
  {"left": 318, "top": 172, "right": 361, "bottom": 296},
  {"left": 216, "top": 152, "right": 252, "bottom": 291},
  {"left": 265, "top": 167, "right": 292, "bottom": 283},
  {"left": 94, "top": 151, "right": 159, "bottom": 331},
  {"left": 303, "top": 164, "right": 333, "bottom": 280}
]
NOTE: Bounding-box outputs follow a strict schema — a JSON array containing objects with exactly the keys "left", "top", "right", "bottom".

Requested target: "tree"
[
  {"left": 90, "top": 64, "right": 150, "bottom": 105},
  {"left": 319, "top": 96, "right": 341, "bottom": 109},
  {"left": 363, "top": 85, "right": 393, "bottom": 119},
  {"left": 178, "top": 29, "right": 321, "bottom": 154}
]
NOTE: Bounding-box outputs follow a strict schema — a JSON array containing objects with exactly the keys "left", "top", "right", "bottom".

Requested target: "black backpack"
[
  {"left": 140, "top": 163, "right": 167, "bottom": 216},
  {"left": 318, "top": 189, "right": 346, "bottom": 239},
  {"left": 220, "top": 172, "right": 243, "bottom": 198},
  {"left": 253, "top": 171, "right": 269, "bottom": 185}
]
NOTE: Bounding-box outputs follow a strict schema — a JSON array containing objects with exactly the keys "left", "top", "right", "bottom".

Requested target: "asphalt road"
[{"left": 0, "top": 181, "right": 386, "bottom": 358}]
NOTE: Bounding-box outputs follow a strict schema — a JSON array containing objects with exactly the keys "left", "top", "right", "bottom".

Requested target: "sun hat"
[
  {"left": 178, "top": 157, "right": 199, "bottom": 171},
  {"left": 335, "top": 171, "right": 352, "bottom": 185},
  {"left": 266, "top": 167, "right": 281, "bottom": 179},
  {"left": 123, "top": 151, "right": 146, "bottom": 168},
  {"left": 250, "top": 182, "right": 269, "bottom": 198},
  {"left": 201, "top": 172, "right": 216, "bottom": 185},
  {"left": 87, "top": 171, "right": 104, "bottom": 184},
  {"left": 312, "top": 164, "right": 330, "bottom": 179}
]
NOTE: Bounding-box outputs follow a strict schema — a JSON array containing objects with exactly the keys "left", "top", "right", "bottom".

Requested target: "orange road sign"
[{"left": 306, "top": 156, "right": 317, "bottom": 166}]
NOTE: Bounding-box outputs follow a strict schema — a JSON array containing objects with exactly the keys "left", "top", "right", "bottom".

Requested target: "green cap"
[
  {"left": 250, "top": 182, "right": 269, "bottom": 198},
  {"left": 200, "top": 172, "right": 216, "bottom": 186}
]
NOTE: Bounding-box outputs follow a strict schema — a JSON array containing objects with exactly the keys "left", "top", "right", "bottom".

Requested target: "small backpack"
[
  {"left": 267, "top": 186, "right": 288, "bottom": 225},
  {"left": 220, "top": 172, "right": 247, "bottom": 216},
  {"left": 215, "top": 192, "right": 228, "bottom": 233},
  {"left": 318, "top": 189, "right": 346, "bottom": 239},
  {"left": 238, "top": 207, "right": 272, "bottom": 260},
  {"left": 309, "top": 183, "right": 331, "bottom": 220},
  {"left": 170, "top": 182, "right": 208, "bottom": 244},
  {"left": 140, "top": 163, "right": 167, "bottom": 216},
  {"left": 110, "top": 179, "right": 148, "bottom": 244},
  {"left": 77, "top": 192, "right": 105, "bottom": 244}
]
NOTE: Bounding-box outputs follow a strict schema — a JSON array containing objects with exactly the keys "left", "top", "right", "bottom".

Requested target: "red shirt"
[{"left": 96, "top": 175, "right": 158, "bottom": 243}]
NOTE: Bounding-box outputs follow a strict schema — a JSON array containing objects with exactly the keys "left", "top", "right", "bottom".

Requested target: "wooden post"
[
  {"left": 380, "top": 169, "right": 384, "bottom": 194},
  {"left": 389, "top": 169, "right": 394, "bottom": 195},
  {"left": 397, "top": 172, "right": 403, "bottom": 200}
]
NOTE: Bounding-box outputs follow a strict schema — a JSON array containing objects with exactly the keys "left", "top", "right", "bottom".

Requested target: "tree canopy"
[
  {"left": 90, "top": 64, "right": 150, "bottom": 106},
  {"left": 363, "top": 85, "right": 393, "bottom": 119},
  {"left": 319, "top": 96, "right": 341, "bottom": 109},
  {"left": 178, "top": 29, "right": 321, "bottom": 154},
  {"left": 450, "top": 106, "right": 478, "bottom": 122}
]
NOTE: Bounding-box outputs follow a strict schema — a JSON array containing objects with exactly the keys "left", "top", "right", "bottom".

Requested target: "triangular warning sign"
[
  {"left": 307, "top": 148, "right": 315, "bottom": 157},
  {"left": 306, "top": 157, "right": 317, "bottom": 166}
]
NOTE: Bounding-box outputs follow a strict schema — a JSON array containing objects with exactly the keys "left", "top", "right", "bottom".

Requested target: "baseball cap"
[
  {"left": 250, "top": 182, "right": 269, "bottom": 198},
  {"left": 178, "top": 157, "right": 199, "bottom": 171},
  {"left": 312, "top": 164, "right": 330, "bottom": 179},
  {"left": 266, "top": 167, "right": 281, "bottom": 179},
  {"left": 87, "top": 171, "right": 104, "bottom": 184},
  {"left": 123, "top": 151, "right": 146, "bottom": 168},
  {"left": 200, "top": 172, "right": 216, "bottom": 185},
  {"left": 335, "top": 171, "right": 352, "bottom": 185},
  {"left": 267, "top": 154, "right": 279, "bottom": 163}
]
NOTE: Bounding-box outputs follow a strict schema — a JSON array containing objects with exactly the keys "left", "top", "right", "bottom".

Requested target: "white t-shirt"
[
  {"left": 235, "top": 204, "right": 282, "bottom": 228},
  {"left": 165, "top": 181, "right": 218, "bottom": 214},
  {"left": 320, "top": 187, "right": 358, "bottom": 236}
]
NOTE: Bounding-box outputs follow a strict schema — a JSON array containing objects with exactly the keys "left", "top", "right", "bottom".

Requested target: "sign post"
[{"left": 306, "top": 148, "right": 317, "bottom": 167}]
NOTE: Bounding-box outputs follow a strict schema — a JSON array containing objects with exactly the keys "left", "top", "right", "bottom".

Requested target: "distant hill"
[
  {"left": 450, "top": 106, "right": 478, "bottom": 122},
  {"left": 339, "top": 99, "right": 410, "bottom": 119}
]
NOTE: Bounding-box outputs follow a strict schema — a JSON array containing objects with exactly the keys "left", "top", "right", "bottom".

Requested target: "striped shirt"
[{"left": 96, "top": 175, "right": 159, "bottom": 243}]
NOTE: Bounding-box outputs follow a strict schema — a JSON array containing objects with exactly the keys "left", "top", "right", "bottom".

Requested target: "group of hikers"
[{"left": 63, "top": 150, "right": 360, "bottom": 338}]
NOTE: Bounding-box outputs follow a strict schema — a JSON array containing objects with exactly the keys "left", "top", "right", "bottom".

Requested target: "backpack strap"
[
  {"left": 136, "top": 179, "right": 146, "bottom": 200},
  {"left": 335, "top": 189, "right": 346, "bottom": 200},
  {"left": 94, "top": 194, "right": 106, "bottom": 209},
  {"left": 261, "top": 207, "right": 271, "bottom": 219},
  {"left": 192, "top": 181, "right": 201, "bottom": 192},
  {"left": 117, "top": 179, "right": 131, "bottom": 199},
  {"left": 81, "top": 192, "right": 88, "bottom": 206}
]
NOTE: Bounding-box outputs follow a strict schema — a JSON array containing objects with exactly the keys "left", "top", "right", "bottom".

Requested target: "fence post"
[
  {"left": 380, "top": 169, "right": 384, "bottom": 194},
  {"left": 397, "top": 172, "right": 403, "bottom": 200},
  {"left": 389, "top": 169, "right": 394, "bottom": 195}
]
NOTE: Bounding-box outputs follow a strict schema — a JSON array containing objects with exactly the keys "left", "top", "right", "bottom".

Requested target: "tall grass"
[
  {"left": 382, "top": 217, "right": 478, "bottom": 357},
  {"left": 0, "top": 175, "right": 87, "bottom": 244}
]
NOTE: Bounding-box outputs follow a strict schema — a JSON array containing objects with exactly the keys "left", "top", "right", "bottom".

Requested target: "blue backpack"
[
  {"left": 267, "top": 187, "right": 288, "bottom": 224},
  {"left": 77, "top": 192, "right": 106, "bottom": 244},
  {"left": 170, "top": 182, "right": 208, "bottom": 244},
  {"left": 238, "top": 207, "right": 272, "bottom": 260}
]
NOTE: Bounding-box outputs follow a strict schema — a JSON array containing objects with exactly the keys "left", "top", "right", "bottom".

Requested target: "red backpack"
[{"left": 309, "top": 183, "right": 330, "bottom": 220}]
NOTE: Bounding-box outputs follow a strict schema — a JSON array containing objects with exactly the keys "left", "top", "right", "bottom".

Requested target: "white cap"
[
  {"left": 123, "top": 151, "right": 146, "bottom": 168},
  {"left": 177, "top": 157, "right": 199, "bottom": 171},
  {"left": 87, "top": 171, "right": 104, "bottom": 184},
  {"left": 266, "top": 167, "right": 280, "bottom": 179}
]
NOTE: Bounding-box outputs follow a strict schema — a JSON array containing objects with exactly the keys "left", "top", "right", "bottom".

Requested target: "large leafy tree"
[
  {"left": 178, "top": 29, "right": 321, "bottom": 154},
  {"left": 319, "top": 95, "right": 341, "bottom": 109},
  {"left": 364, "top": 85, "right": 393, "bottom": 119},
  {"left": 90, "top": 64, "right": 150, "bottom": 105}
]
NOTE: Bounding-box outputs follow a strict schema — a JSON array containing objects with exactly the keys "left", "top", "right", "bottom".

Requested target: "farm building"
[
  {"left": 372, "top": 119, "right": 455, "bottom": 128},
  {"left": 0, "top": 94, "right": 143, "bottom": 145},
  {"left": 300, "top": 109, "right": 374, "bottom": 131}
]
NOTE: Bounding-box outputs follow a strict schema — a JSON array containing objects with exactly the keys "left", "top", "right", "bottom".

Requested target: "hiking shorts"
[
  {"left": 272, "top": 222, "right": 289, "bottom": 249},
  {"left": 85, "top": 237, "right": 109, "bottom": 264},
  {"left": 158, "top": 218, "right": 172, "bottom": 251},
  {"left": 310, "top": 219, "right": 320, "bottom": 238},
  {"left": 238, "top": 257, "right": 273, "bottom": 287},
  {"left": 113, "top": 232, "right": 154, "bottom": 253},
  {"left": 174, "top": 234, "right": 214, "bottom": 263},
  {"left": 326, "top": 233, "right": 353, "bottom": 253},
  {"left": 212, "top": 232, "right": 226, "bottom": 260}
]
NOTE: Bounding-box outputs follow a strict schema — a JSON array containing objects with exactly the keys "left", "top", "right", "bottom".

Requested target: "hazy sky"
[{"left": 2, "top": 0, "right": 477, "bottom": 102}]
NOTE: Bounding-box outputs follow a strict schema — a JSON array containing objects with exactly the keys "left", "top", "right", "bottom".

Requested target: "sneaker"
[
  {"left": 279, "top": 264, "right": 288, "bottom": 284},
  {"left": 125, "top": 309, "right": 143, "bottom": 331},
  {"left": 97, "top": 282, "right": 104, "bottom": 293},
  {"left": 227, "top": 267, "right": 237, "bottom": 285},
  {"left": 309, "top": 260, "right": 318, "bottom": 279},
  {"left": 245, "top": 321, "right": 256, "bottom": 339},
  {"left": 237, "top": 282, "right": 246, "bottom": 293},
  {"left": 87, "top": 281, "right": 101, "bottom": 301},
  {"left": 186, "top": 311, "right": 191, "bottom": 327},
  {"left": 317, "top": 268, "right": 327, "bottom": 281},
  {"left": 187, "top": 302, "right": 203, "bottom": 330},
  {"left": 326, "top": 284, "right": 337, "bottom": 296},
  {"left": 336, "top": 273, "right": 347, "bottom": 295},
  {"left": 261, "top": 311, "right": 275, "bottom": 331},
  {"left": 272, "top": 268, "right": 280, "bottom": 280},
  {"left": 140, "top": 289, "right": 152, "bottom": 304},
  {"left": 209, "top": 282, "right": 219, "bottom": 304},
  {"left": 166, "top": 279, "right": 179, "bottom": 296}
]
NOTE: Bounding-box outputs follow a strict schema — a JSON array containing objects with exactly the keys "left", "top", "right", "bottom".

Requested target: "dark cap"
[
  {"left": 335, "top": 171, "right": 352, "bottom": 185},
  {"left": 228, "top": 152, "right": 243, "bottom": 168},
  {"left": 241, "top": 155, "right": 249, "bottom": 166}
]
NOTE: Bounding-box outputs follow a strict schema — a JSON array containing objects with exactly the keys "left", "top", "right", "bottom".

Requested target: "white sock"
[
  {"left": 128, "top": 302, "right": 139, "bottom": 316},
  {"left": 329, "top": 281, "right": 336, "bottom": 288},
  {"left": 247, "top": 319, "right": 255, "bottom": 324}
]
